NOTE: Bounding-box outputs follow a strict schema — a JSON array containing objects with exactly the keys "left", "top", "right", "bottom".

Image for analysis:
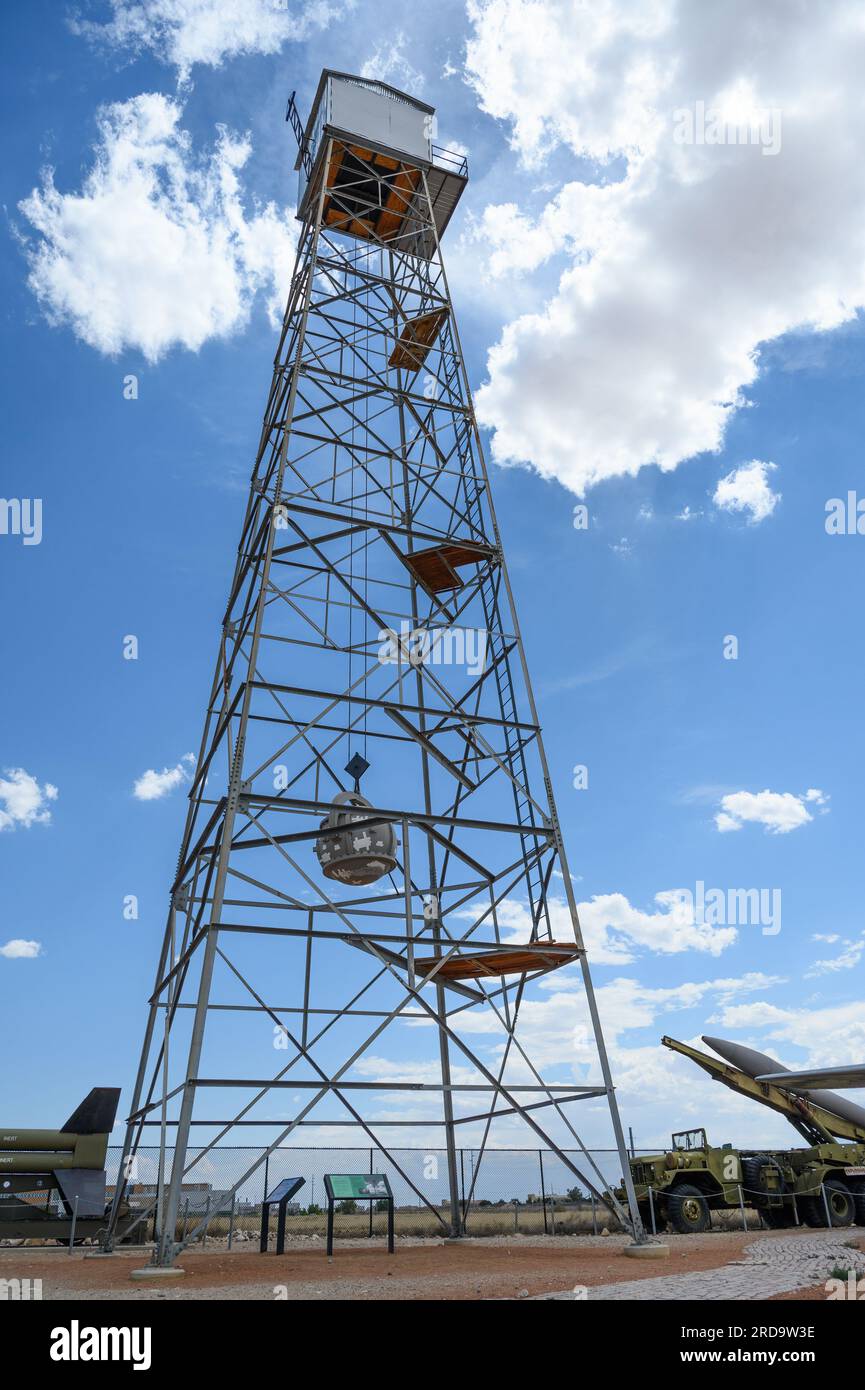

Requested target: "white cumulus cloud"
[
  {"left": 713, "top": 459, "right": 780, "bottom": 523},
  {"left": 714, "top": 787, "right": 828, "bottom": 835},
  {"left": 451, "top": 969, "right": 783, "bottom": 1069},
  {"left": 579, "top": 890, "right": 738, "bottom": 961},
  {"left": 462, "top": 888, "right": 737, "bottom": 965},
  {"left": 361, "top": 33, "right": 425, "bottom": 93},
  {"left": 0, "top": 939, "right": 43, "bottom": 959},
  {"left": 134, "top": 752, "right": 195, "bottom": 801},
  {"left": 19, "top": 93, "right": 295, "bottom": 362},
  {"left": 806, "top": 933, "right": 865, "bottom": 978},
  {"left": 72, "top": 0, "right": 343, "bottom": 79},
  {"left": 711, "top": 998, "right": 865, "bottom": 1068},
  {"left": 465, "top": 0, "right": 865, "bottom": 495},
  {"left": 0, "top": 768, "right": 58, "bottom": 831}
]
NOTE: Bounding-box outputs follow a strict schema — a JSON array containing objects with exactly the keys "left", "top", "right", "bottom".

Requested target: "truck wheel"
[
  {"left": 668, "top": 1185, "right": 710, "bottom": 1234},
  {"left": 802, "top": 1178, "right": 855, "bottom": 1227},
  {"left": 742, "top": 1154, "right": 788, "bottom": 1227},
  {"left": 741, "top": 1153, "right": 774, "bottom": 1195},
  {"left": 854, "top": 1190, "right": 865, "bottom": 1227},
  {"left": 800, "top": 1197, "right": 824, "bottom": 1227}
]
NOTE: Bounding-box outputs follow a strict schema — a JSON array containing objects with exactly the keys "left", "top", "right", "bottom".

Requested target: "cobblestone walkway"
[{"left": 541, "top": 1231, "right": 865, "bottom": 1300}]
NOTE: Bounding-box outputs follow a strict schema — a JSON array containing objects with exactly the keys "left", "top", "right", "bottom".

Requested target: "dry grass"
[
  {"left": 195, "top": 1201, "right": 765, "bottom": 1244},
  {"left": 191, "top": 1203, "right": 618, "bottom": 1243}
]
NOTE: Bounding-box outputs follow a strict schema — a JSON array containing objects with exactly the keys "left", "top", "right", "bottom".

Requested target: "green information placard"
[
  {"left": 324, "top": 1172, "right": 394, "bottom": 1255},
  {"left": 328, "top": 1173, "right": 389, "bottom": 1200}
]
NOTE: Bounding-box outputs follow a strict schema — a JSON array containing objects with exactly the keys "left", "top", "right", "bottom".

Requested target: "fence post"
[
  {"left": 228, "top": 1193, "right": 236, "bottom": 1251},
  {"left": 647, "top": 1186, "right": 657, "bottom": 1236},
  {"left": 591, "top": 1194, "right": 597, "bottom": 1237},
  {"left": 539, "top": 1151, "right": 548, "bottom": 1235},
  {"left": 550, "top": 1192, "right": 557, "bottom": 1237},
  {"left": 460, "top": 1148, "right": 467, "bottom": 1234},
  {"left": 821, "top": 1184, "right": 833, "bottom": 1228},
  {"left": 369, "top": 1147, "right": 374, "bottom": 1238},
  {"left": 738, "top": 1184, "right": 747, "bottom": 1231},
  {"left": 68, "top": 1195, "right": 79, "bottom": 1253}
]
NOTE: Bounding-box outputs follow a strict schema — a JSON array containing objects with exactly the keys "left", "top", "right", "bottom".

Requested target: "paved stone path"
[{"left": 540, "top": 1231, "right": 865, "bottom": 1300}]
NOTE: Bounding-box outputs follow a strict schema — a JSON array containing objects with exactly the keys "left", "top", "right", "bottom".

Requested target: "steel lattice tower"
[{"left": 107, "top": 71, "right": 644, "bottom": 1263}]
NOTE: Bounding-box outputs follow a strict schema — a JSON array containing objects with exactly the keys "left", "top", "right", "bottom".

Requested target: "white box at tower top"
[
  {"left": 298, "top": 70, "right": 435, "bottom": 175},
  {"left": 293, "top": 70, "right": 469, "bottom": 247}
]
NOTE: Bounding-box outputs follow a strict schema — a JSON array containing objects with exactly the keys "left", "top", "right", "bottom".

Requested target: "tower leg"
[
  {"left": 103, "top": 912, "right": 176, "bottom": 1251},
  {"left": 434, "top": 973, "right": 463, "bottom": 1238},
  {"left": 153, "top": 160, "right": 332, "bottom": 1268}
]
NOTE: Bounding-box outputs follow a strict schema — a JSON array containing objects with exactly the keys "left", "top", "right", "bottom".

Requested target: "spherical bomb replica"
[{"left": 315, "top": 791, "right": 399, "bottom": 886}]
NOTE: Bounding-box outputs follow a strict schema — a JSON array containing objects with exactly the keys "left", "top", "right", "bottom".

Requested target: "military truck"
[{"left": 620, "top": 1038, "right": 865, "bottom": 1235}]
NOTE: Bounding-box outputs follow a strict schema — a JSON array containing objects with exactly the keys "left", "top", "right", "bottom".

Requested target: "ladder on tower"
[{"left": 285, "top": 90, "right": 312, "bottom": 179}]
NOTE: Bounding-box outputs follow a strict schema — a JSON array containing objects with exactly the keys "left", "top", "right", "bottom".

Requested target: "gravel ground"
[
  {"left": 0, "top": 1229, "right": 829, "bottom": 1301},
  {"left": 539, "top": 1231, "right": 865, "bottom": 1300}
]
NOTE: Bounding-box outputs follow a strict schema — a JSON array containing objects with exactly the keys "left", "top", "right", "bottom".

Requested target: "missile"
[
  {"left": 703, "top": 1036, "right": 865, "bottom": 1130},
  {"left": 0, "top": 1088, "right": 120, "bottom": 1170},
  {"left": 757, "top": 1062, "right": 865, "bottom": 1091},
  {"left": 0, "top": 1088, "right": 124, "bottom": 1244}
]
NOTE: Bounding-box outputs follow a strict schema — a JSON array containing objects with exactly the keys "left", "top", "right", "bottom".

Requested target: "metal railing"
[{"left": 432, "top": 144, "right": 468, "bottom": 178}]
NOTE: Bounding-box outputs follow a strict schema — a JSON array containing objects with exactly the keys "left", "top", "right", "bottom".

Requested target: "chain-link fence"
[
  {"left": 108, "top": 1146, "right": 636, "bottom": 1243},
  {"left": 8, "top": 1144, "right": 823, "bottom": 1246}
]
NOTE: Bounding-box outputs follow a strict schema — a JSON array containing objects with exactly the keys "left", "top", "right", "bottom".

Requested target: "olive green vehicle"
[
  {"left": 618, "top": 1038, "right": 865, "bottom": 1235},
  {"left": 0, "top": 1088, "right": 127, "bottom": 1242}
]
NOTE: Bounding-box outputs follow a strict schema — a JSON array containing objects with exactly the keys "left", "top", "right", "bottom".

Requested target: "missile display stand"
[{"left": 106, "top": 72, "right": 644, "bottom": 1264}]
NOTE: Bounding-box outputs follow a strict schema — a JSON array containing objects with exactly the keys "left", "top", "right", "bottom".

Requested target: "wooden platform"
[
  {"left": 389, "top": 308, "right": 448, "bottom": 373},
  {"left": 404, "top": 541, "right": 493, "bottom": 594},
  {"left": 413, "top": 942, "right": 582, "bottom": 982},
  {"left": 318, "top": 141, "right": 420, "bottom": 243}
]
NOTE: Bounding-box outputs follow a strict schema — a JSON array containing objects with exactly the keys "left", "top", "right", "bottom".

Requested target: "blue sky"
[{"left": 1, "top": 0, "right": 864, "bottom": 1163}]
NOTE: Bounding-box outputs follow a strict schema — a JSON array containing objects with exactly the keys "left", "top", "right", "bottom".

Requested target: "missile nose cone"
[
  {"left": 702, "top": 1036, "right": 788, "bottom": 1079},
  {"left": 703, "top": 1036, "right": 865, "bottom": 1130}
]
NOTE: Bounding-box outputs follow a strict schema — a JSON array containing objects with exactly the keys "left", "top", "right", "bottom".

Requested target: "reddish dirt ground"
[{"left": 1, "top": 1231, "right": 790, "bottom": 1301}]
